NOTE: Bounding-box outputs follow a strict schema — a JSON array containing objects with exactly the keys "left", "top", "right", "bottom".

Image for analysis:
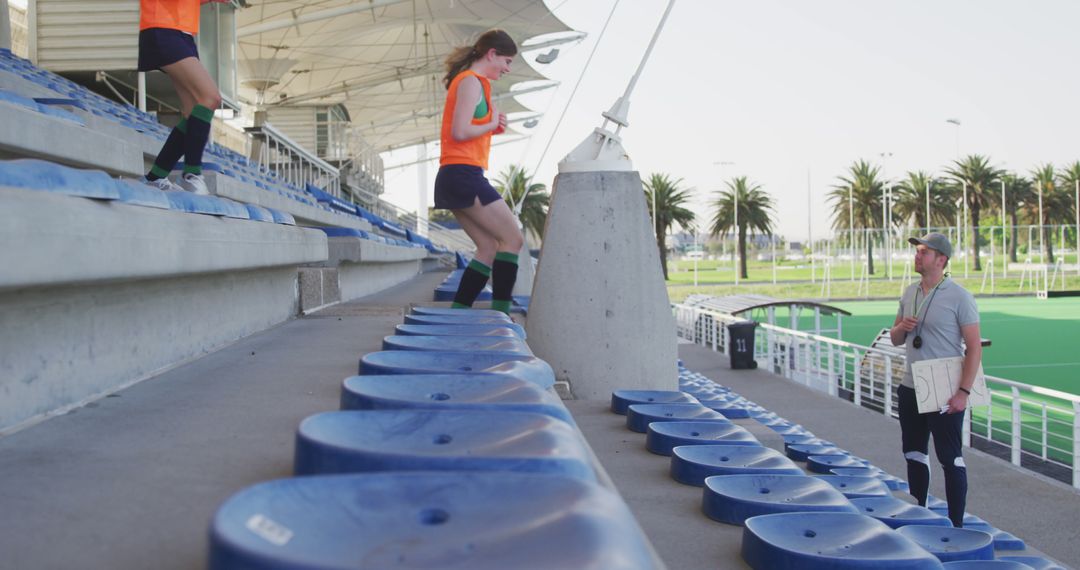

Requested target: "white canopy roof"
[{"left": 236, "top": 0, "right": 580, "bottom": 151}]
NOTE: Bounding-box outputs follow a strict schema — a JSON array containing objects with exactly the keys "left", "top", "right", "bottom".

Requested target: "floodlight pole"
[
  {"left": 926, "top": 180, "right": 931, "bottom": 233},
  {"left": 963, "top": 182, "right": 969, "bottom": 278},
  {"left": 1039, "top": 180, "right": 1045, "bottom": 289},
  {"left": 849, "top": 185, "right": 855, "bottom": 282},
  {"left": 1075, "top": 180, "right": 1079, "bottom": 276}
]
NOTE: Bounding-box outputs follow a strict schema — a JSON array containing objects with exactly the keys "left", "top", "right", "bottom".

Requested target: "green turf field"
[{"left": 832, "top": 297, "right": 1080, "bottom": 395}]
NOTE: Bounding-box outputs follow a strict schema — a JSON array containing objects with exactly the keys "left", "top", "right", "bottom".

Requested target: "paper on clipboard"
[{"left": 911, "top": 357, "right": 990, "bottom": 414}]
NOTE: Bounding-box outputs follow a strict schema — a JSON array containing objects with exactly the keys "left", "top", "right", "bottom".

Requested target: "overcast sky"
[{"left": 383, "top": 0, "right": 1080, "bottom": 239}]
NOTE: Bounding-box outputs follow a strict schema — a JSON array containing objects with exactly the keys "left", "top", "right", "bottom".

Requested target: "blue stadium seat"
[
  {"left": 702, "top": 474, "right": 858, "bottom": 525},
  {"left": 741, "top": 512, "right": 944, "bottom": 569},
  {"left": 359, "top": 351, "right": 554, "bottom": 389},
  {"left": 850, "top": 497, "right": 952, "bottom": 529},
  {"left": 698, "top": 399, "right": 754, "bottom": 419},
  {"left": 895, "top": 525, "right": 995, "bottom": 562},
  {"left": 940, "top": 562, "right": 1034, "bottom": 569},
  {"left": 293, "top": 410, "right": 594, "bottom": 481},
  {"left": 786, "top": 444, "right": 847, "bottom": 462},
  {"left": 394, "top": 323, "right": 522, "bottom": 338},
  {"left": 340, "top": 374, "right": 572, "bottom": 424},
  {"left": 381, "top": 334, "right": 532, "bottom": 354},
  {"left": 670, "top": 445, "right": 803, "bottom": 486},
  {"left": 646, "top": 421, "right": 758, "bottom": 456},
  {"left": 0, "top": 159, "right": 120, "bottom": 199},
  {"left": 410, "top": 307, "right": 507, "bottom": 318},
  {"left": 782, "top": 434, "right": 826, "bottom": 448},
  {"left": 625, "top": 403, "right": 731, "bottom": 433},
  {"left": 806, "top": 454, "right": 868, "bottom": 473},
  {"left": 115, "top": 179, "right": 171, "bottom": 209},
  {"left": 404, "top": 313, "right": 513, "bottom": 325},
  {"left": 164, "top": 191, "right": 251, "bottom": 219},
  {"left": 611, "top": 390, "right": 700, "bottom": 415},
  {"left": 996, "top": 556, "right": 1065, "bottom": 569},
  {"left": 812, "top": 476, "right": 891, "bottom": 498},
  {"left": 209, "top": 472, "right": 658, "bottom": 570}
]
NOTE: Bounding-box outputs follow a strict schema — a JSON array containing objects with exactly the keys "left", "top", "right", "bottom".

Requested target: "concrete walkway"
[{"left": 0, "top": 271, "right": 447, "bottom": 570}]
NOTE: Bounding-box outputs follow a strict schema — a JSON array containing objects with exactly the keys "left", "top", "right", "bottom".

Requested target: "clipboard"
[{"left": 911, "top": 357, "right": 990, "bottom": 413}]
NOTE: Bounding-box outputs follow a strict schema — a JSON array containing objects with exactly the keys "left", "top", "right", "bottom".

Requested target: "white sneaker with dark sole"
[{"left": 180, "top": 172, "right": 210, "bottom": 195}]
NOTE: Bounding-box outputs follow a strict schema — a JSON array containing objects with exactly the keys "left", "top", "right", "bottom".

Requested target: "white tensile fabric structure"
[{"left": 236, "top": 0, "right": 581, "bottom": 152}]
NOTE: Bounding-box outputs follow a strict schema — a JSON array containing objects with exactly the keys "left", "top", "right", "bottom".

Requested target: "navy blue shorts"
[
  {"left": 138, "top": 28, "right": 199, "bottom": 72},
  {"left": 433, "top": 164, "right": 503, "bottom": 210}
]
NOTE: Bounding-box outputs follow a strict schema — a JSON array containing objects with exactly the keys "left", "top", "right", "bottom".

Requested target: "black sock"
[
  {"left": 146, "top": 118, "right": 187, "bottom": 181},
  {"left": 451, "top": 259, "right": 491, "bottom": 308},
  {"left": 490, "top": 251, "right": 519, "bottom": 314},
  {"left": 905, "top": 455, "right": 930, "bottom": 507},
  {"left": 182, "top": 104, "right": 213, "bottom": 176}
]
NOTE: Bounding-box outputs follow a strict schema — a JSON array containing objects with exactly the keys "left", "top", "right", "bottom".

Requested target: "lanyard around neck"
[{"left": 913, "top": 276, "right": 946, "bottom": 318}]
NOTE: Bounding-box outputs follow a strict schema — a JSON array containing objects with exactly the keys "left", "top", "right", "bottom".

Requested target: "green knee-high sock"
[
  {"left": 451, "top": 259, "right": 491, "bottom": 308},
  {"left": 490, "top": 251, "right": 519, "bottom": 314}
]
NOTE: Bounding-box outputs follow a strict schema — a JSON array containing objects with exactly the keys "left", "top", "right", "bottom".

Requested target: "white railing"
[
  {"left": 673, "top": 303, "right": 1080, "bottom": 489},
  {"left": 247, "top": 122, "right": 342, "bottom": 196}
]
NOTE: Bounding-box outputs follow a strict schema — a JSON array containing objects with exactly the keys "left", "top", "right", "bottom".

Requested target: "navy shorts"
[
  {"left": 138, "top": 28, "right": 199, "bottom": 72},
  {"left": 433, "top": 164, "right": 503, "bottom": 210}
]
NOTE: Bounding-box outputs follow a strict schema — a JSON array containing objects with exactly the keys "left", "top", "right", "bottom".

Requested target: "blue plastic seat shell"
[{"left": 702, "top": 474, "right": 859, "bottom": 525}]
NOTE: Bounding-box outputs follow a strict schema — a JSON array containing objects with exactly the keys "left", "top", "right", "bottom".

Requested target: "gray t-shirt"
[{"left": 896, "top": 278, "right": 980, "bottom": 388}]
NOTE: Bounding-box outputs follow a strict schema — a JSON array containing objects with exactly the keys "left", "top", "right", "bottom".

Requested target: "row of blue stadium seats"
[
  {"left": 0, "top": 49, "right": 424, "bottom": 241},
  {"left": 0, "top": 158, "right": 296, "bottom": 224},
  {"left": 606, "top": 367, "right": 1061, "bottom": 569},
  {"left": 208, "top": 304, "right": 658, "bottom": 568}
]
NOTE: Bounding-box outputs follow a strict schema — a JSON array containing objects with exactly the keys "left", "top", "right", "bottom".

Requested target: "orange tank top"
[
  {"left": 140, "top": 0, "right": 201, "bottom": 35},
  {"left": 440, "top": 70, "right": 493, "bottom": 170}
]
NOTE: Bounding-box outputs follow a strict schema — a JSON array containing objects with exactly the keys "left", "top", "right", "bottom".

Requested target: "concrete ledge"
[
  {"left": 0, "top": 266, "right": 303, "bottom": 434},
  {"left": 338, "top": 259, "right": 423, "bottom": 302},
  {"left": 324, "top": 236, "right": 428, "bottom": 265},
  {"left": 0, "top": 187, "right": 328, "bottom": 290},
  {"left": 0, "top": 105, "right": 143, "bottom": 177},
  {"left": 204, "top": 172, "right": 372, "bottom": 231}
]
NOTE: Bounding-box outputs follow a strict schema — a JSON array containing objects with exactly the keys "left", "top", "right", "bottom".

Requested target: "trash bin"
[{"left": 727, "top": 321, "right": 758, "bottom": 370}]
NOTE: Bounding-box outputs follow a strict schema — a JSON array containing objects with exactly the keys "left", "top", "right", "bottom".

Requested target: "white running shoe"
[
  {"left": 141, "top": 176, "right": 183, "bottom": 192},
  {"left": 180, "top": 172, "right": 211, "bottom": 195}
]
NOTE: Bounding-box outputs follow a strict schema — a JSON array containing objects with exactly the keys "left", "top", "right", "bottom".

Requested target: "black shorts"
[
  {"left": 138, "top": 28, "right": 199, "bottom": 72},
  {"left": 433, "top": 164, "right": 503, "bottom": 210}
]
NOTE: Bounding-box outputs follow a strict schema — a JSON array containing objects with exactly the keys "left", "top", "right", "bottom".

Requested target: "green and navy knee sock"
[
  {"left": 451, "top": 259, "right": 491, "bottom": 308},
  {"left": 490, "top": 251, "right": 519, "bottom": 315},
  {"left": 182, "top": 104, "right": 214, "bottom": 176},
  {"left": 146, "top": 118, "right": 187, "bottom": 181}
]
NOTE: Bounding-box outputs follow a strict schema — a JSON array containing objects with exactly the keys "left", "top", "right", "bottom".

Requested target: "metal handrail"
[
  {"left": 673, "top": 303, "right": 1080, "bottom": 489},
  {"left": 247, "top": 122, "right": 341, "bottom": 196}
]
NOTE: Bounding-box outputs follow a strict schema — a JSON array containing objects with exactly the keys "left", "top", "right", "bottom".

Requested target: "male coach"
[{"left": 889, "top": 232, "right": 982, "bottom": 528}]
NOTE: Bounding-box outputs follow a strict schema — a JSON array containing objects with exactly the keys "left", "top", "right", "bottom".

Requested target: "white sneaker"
[
  {"left": 180, "top": 172, "right": 210, "bottom": 195},
  {"left": 141, "top": 176, "right": 183, "bottom": 192}
]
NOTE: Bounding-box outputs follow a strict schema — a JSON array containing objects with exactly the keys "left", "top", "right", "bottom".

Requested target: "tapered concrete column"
[
  {"left": 512, "top": 232, "right": 534, "bottom": 297},
  {"left": 0, "top": 0, "right": 11, "bottom": 52},
  {"left": 526, "top": 170, "right": 677, "bottom": 400}
]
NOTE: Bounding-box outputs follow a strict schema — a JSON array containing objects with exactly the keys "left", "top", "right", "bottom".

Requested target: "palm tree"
[
  {"left": 999, "top": 173, "right": 1034, "bottom": 263},
  {"left": 1056, "top": 162, "right": 1080, "bottom": 258},
  {"left": 710, "top": 176, "right": 775, "bottom": 279},
  {"left": 828, "top": 160, "right": 884, "bottom": 275},
  {"left": 643, "top": 173, "right": 696, "bottom": 280},
  {"left": 943, "top": 155, "right": 1005, "bottom": 271},
  {"left": 1028, "top": 163, "right": 1073, "bottom": 264},
  {"left": 493, "top": 165, "right": 550, "bottom": 242},
  {"left": 893, "top": 171, "right": 957, "bottom": 231}
]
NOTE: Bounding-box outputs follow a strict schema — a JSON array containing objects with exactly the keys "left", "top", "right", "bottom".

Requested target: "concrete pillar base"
[{"left": 526, "top": 170, "right": 677, "bottom": 400}]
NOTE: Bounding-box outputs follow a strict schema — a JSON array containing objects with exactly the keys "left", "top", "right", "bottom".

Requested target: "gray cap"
[{"left": 908, "top": 232, "right": 952, "bottom": 258}]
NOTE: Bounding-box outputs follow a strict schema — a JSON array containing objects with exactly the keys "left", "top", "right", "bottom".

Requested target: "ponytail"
[{"left": 443, "top": 29, "right": 518, "bottom": 89}]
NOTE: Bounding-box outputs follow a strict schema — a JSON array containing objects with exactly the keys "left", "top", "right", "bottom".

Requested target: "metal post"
[
  {"left": 1011, "top": 387, "right": 1022, "bottom": 466},
  {"left": 1075, "top": 180, "right": 1079, "bottom": 276},
  {"left": 734, "top": 182, "right": 740, "bottom": 286},
  {"left": 926, "top": 181, "right": 931, "bottom": 233},
  {"left": 853, "top": 351, "right": 862, "bottom": 407},
  {"left": 1072, "top": 401, "right": 1080, "bottom": 489},
  {"left": 963, "top": 182, "right": 969, "bottom": 278},
  {"left": 1039, "top": 181, "right": 1046, "bottom": 290},
  {"left": 1042, "top": 403, "right": 1048, "bottom": 461},
  {"left": 849, "top": 185, "right": 855, "bottom": 281},
  {"left": 884, "top": 355, "right": 893, "bottom": 417},
  {"left": 137, "top": 72, "right": 147, "bottom": 112},
  {"left": 827, "top": 346, "right": 837, "bottom": 397},
  {"left": 1001, "top": 180, "right": 1007, "bottom": 278}
]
